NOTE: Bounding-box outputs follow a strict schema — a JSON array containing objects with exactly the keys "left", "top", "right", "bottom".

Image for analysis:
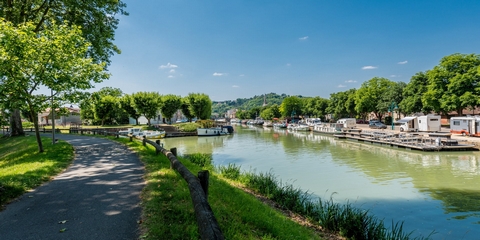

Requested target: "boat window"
[
  {"left": 430, "top": 119, "right": 438, "bottom": 121},
  {"left": 453, "top": 121, "right": 460, "bottom": 126}
]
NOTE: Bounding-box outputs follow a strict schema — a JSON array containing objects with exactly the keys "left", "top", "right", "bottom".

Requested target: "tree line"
[
  {"left": 233, "top": 53, "right": 480, "bottom": 123},
  {"left": 79, "top": 87, "right": 212, "bottom": 125}
]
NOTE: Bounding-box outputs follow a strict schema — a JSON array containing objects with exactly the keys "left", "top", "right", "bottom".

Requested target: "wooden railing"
[{"left": 141, "top": 137, "right": 224, "bottom": 240}]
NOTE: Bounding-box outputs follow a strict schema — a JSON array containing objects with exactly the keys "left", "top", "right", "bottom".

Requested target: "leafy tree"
[
  {"left": 303, "top": 97, "right": 329, "bottom": 120},
  {"left": 0, "top": 20, "right": 108, "bottom": 152},
  {"left": 0, "top": 0, "right": 127, "bottom": 137},
  {"left": 327, "top": 91, "right": 351, "bottom": 119},
  {"left": 186, "top": 93, "right": 212, "bottom": 120},
  {"left": 280, "top": 96, "right": 303, "bottom": 117},
  {"left": 400, "top": 72, "right": 431, "bottom": 115},
  {"left": 382, "top": 81, "right": 406, "bottom": 119},
  {"left": 133, "top": 92, "right": 162, "bottom": 125},
  {"left": 424, "top": 53, "right": 480, "bottom": 115},
  {"left": 180, "top": 97, "right": 195, "bottom": 122},
  {"left": 120, "top": 94, "right": 141, "bottom": 125},
  {"left": 94, "top": 95, "right": 119, "bottom": 126},
  {"left": 260, "top": 104, "right": 281, "bottom": 120},
  {"left": 161, "top": 94, "right": 182, "bottom": 123},
  {"left": 355, "top": 77, "right": 396, "bottom": 122}
]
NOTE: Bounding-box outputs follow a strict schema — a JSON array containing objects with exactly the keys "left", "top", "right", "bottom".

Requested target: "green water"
[{"left": 163, "top": 125, "right": 480, "bottom": 239}]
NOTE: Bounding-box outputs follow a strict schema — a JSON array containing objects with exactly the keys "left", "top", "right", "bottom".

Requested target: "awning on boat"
[{"left": 396, "top": 117, "right": 416, "bottom": 123}]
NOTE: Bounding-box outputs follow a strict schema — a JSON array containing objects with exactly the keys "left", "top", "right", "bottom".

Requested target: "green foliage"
[
  {"left": 120, "top": 94, "right": 141, "bottom": 125},
  {"left": 186, "top": 93, "right": 212, "bottom": 120},
  {"left": 133, "top": 92, "right": 162, "bottom": 125},
  {"left": 424, "top": 53, "right": 480, "bottom": 115},
  {"left": 260, "top": 104, "right": 281, "bottom": 120},
  {"left": 0, "top": 136, "right": 74, "bottom": 206},
  {"left": 175, "top": 122, "right": 200, "bottom": 132},
  {"left": 355, "top": 77, "right": 397, "bottom": 121},
  {"left": 94, "top": 95, "right": 120, "bottom": 125},
  {"left": 217, "top": 163, "right": 241, "bottom": 180},
  {"left": 0, "top": 19, "right": 109, "bottom": 152},
  {"left": 400, "top": 72, "right": 431, "bottom": 115},
  {"left": 280, "top": 96, "right": 303, "bottom": 117},
  {"left": 180, "top": 97, "right": 195, "bottom": 121},
  {"left": 303, "top": 97, "right": 330, "bottom": 120},
  {"left": 184, "top": 153, "right": 213, "bottom": 168},
  {"left": 161, "top": 94, "right": 182, "bottom": 121}
]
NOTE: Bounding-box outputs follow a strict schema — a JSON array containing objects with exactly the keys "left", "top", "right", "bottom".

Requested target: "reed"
[{"left": 215, "top": 163, "right": 433, "bottom": 240}]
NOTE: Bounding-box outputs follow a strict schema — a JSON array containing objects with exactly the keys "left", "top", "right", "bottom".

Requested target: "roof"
[{"left": 396, "top": 117, "right": 417, "bottom": 123}]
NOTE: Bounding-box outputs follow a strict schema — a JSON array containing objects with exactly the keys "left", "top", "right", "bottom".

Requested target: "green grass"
[
  {"left": 174, "top": 122, "right": 201, "bottom": 132},
  {"left": 0, "top": 135, "right": 74, "bottom": 207},
  {"left": 114, "top": 137, "right": 324, "bottom": 240}
]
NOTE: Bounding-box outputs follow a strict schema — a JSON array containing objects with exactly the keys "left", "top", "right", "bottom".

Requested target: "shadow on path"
[{"left": 0, "top": 134, "right": 145, "bottom": 240}]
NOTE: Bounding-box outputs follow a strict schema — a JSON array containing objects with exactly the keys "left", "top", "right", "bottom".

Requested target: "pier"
[{"left": 335, "top": 129, "right": 477, "bottom": 151}]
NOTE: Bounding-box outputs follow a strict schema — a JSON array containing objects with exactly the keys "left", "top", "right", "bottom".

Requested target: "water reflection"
[{"left": 163, "top": 125, "right": 480, "bottom": 239}]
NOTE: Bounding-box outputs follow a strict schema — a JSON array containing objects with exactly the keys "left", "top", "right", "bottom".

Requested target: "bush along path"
[{"left": 0, "top": 134, "right": 145, "bottom": 240}]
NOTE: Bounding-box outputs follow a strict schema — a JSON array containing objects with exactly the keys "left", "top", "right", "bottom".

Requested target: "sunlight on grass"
[{"left": 0, "top": 136, "right": 74, "bottom": 206}]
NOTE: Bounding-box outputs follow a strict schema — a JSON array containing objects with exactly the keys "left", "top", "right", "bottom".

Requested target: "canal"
[{"left": 162, "top": 125, "right": 480, "bottom": 239}]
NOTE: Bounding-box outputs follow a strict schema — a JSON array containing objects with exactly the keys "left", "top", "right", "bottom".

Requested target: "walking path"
[{"left": 0, "top": 134, "right": 145, "bottom": 240}]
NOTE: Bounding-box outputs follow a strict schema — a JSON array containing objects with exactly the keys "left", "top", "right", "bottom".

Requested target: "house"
[{"left": 38, "top": 106, "right": 81, "bottom": 126}]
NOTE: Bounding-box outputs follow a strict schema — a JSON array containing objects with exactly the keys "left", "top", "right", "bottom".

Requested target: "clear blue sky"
[{"left": 95, "top": 0, "right": 480, "bottom": 101}]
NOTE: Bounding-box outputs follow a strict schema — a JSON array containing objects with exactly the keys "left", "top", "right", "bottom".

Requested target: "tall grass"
[{"left": 215, "top": 163, "right": 433, "bottom": 240}]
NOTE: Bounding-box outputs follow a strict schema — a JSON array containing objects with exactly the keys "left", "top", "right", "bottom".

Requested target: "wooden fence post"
[
  {"left": 198, "top": 170, "right": 209, "bottom": 200},
  {"left": 170, "top": 147, "right": 177, "bottom": 157},
  {"left": 142, "top": 136, "right": 146, "bottom": 146}
]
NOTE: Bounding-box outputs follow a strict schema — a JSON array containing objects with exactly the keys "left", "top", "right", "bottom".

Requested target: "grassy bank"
[
  {"left": 114, "top": 137, "right": 325, "bottom": 239},
  {"left": 0, "top": 135, "right": 74, "bottom": 207}
]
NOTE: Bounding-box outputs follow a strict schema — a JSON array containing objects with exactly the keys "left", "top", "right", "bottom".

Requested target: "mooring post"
[
  {"left": 198, "top": 170, "right": 210, "bottom": 200},
  {"left": 129, "top": 136, "right": 133, "bottom": 142},
  {"left": 142, "top": 136, "right": 146, "bottom": 146}
]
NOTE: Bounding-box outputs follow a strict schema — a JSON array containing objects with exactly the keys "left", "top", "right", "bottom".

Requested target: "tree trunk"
[
  {"left": 30, "top": 107, "right": 44, "bottom": 153},
  {"left": 9, "top": 109, "right": 25, "bottom": 136}
]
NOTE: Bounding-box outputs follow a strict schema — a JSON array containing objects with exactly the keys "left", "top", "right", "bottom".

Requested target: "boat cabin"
[
  {"left": 397, "top": 115, "right": 441, "bottom": 132},
  {"left": 336, "top": 118, "right": 356, "bottom": 129}
]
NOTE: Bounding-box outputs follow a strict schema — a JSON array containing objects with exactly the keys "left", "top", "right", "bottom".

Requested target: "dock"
[{"left": 335, "top": 129, "right": 477, "bottom": 151}]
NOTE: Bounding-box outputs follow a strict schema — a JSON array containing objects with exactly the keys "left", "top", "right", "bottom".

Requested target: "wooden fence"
[{"left": 141, "top": 137, "right": 224, "bottom": 240}]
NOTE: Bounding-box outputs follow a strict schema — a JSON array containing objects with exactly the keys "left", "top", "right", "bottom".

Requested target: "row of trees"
[
  {"left": 235, "top": 53, "right": 480, "bottom": 122},
  {"left": 79, "top": 87, "right": 213, "bottom": 126}
]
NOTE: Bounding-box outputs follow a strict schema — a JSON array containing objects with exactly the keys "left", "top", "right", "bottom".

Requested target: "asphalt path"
[{"left": 0, "top": 134, "right": 145, "bottom": 240}]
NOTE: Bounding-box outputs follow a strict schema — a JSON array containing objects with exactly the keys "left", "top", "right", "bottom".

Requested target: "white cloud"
[
  {"left": 286, "top": 63, "right": 291, "bottom": 67},
  {"left": 398, "top": 60, "right": 408, "bottom": 64},
  {"left": 159, "top": 62, "right": 178, "bottom": 69},
  {"left": 345, "top": 80, "right": 357, "bottom": 83},
  {"left": 362, "top": 66, "right": 378, "bottom": 70},
  {"left": 239, "top": 74, "right": 245, "bottom": 77},
  {"left": 169, "top": 69, "right": 175, "bottom": 73},
  {"left": 390, "top": 75, "right": 399, "bottom": 78},
  {"left": 338, "top": 84, "right": 346, "bottom": 88},
  {"left": 168, "top": 75, "right": 174, "bottom": 78},
  {"left": 299, "top": 36, "right": 308, "bottom": 40},
  {"left": 213, "top": 72, "right": 226, "bottom": 76},
  {"left": 232, "top": 85, "right": 239, "bottom": 88}
]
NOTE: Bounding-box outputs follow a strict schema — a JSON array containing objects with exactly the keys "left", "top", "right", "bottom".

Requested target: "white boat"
[
  {"left": 287, "top": 123, "right": 310, "bottom": 131},
  {"left": 197, "top": 126, "right": 234, "bottom": 136},
  {"left": 135, "top": 130, "right": 166, "bottom": 139},
  {"left": 312, "top": 123, "right": 344, "bottom": 134},
  {"left": 118, "top": 128, "right": 166, "bottom": 139},
  {"left": 273, "top": 122, "right": 287, "bottom": 128}
]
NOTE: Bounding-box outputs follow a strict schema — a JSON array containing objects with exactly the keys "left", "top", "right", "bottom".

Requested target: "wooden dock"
[{"left": 335, "top": 130, "right": 477, "bottom": 151}]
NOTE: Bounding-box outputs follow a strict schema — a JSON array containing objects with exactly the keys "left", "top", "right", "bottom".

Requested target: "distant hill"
[{"left": 212, "top": 93, "right": 307, "bottom": 115}]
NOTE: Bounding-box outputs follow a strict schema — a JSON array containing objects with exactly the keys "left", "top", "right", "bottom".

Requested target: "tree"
[
  {"left": 400, "top": 72, "right": 431, "bottom": 115},
  {"left": 161, "top": 94, "right": 182, "bottom": 123},
  {"left": 260, "top": 104, "right": 281, "bottom": 120},
  {"left": 303, "top": 97, "right": 329, "bottom": 120},
  {"left": 327, "top": 91, "right": 351, "bottom": 119},
  {"left": 382, "top": 81, "right": 406, "bottom": 119},
  {"left": 424, "top": 53, "right": 480, "bottom": 115},
  {"left": 120, "top": 94, "right": 140, "bottom": 125},
  {"left": 0, "top": 20, "right": 108, "bottom": 152},
  {"left": 355, "top": 77, "right": 396, "bottom": 122},
  {"left": 280, "top": 96, "right": 303, "bottom": 118},
  {"left": 180, "top": 97, "right": 195, "bottom": 122},
  {"left": 94, "top": 96, "right": 119, "bottom": 126},
  {"left": 186, "top": 93, "right": 212, "bottom": 120},
  {"left": 0, "top": 0, "right": 127, "bottom": 137},
  {"left": 133, "top": 92, "right": 161, "bottom": 125}
]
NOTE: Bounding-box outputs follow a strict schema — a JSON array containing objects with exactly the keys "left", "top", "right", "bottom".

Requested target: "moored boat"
[{"left": 197, "top": 126, "right": 234, "bottom": 136}]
